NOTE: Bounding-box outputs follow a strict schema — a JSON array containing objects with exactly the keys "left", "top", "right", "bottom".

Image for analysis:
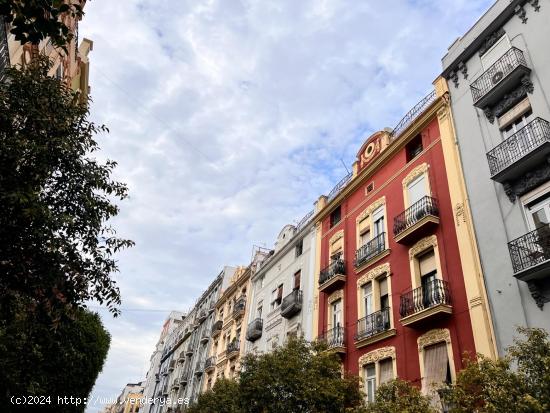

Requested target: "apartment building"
[
  {"left": 313, "top": 81, "right": 496, "bottom": 404},
  {"left": 441, "top": 0, "right": 550, "bottom": 354},
  {"left": 244, "top": 213, "right": 317, "bottom": 354}
]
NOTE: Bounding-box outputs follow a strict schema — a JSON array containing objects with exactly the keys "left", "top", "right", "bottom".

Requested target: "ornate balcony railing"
[
  {"left": 354, "top": 308, "right": 391, "bottom": 341},
  {"left": 390, "top": 90, "right": 437, "bottom": 139},
  {"left": 393, "top": 196, "right": 439, "bottom": 236},
  {"left": 508, "top": 225, "right": 550, "bottom": 274},
  {"left": 195, "top": 360, "right": 204, "bottom": 375},
  {"left": 318, "top": 326, "right": 345, "bottom": 349},
  {"left": 470, "top": 47, "right": 528, "bottom": 104},
  {"left": 399, "top": 279, "right": 451, "bottom": 318},
  {"left": 0, "top": 17, "right": 10, "bottom": 82},
  {"left": 328, "top": 172, "right": 353, "bottom": 201},
  {"left": 246, "top": 318, "right": 263, "bottom": 342},
  {"left": 296, "top": 209, "right": 314, "bottom": 232},
  {"left": 281, "top": 290, "right": 303, "bottom": 318},
  {"left": 226, "top": 339, "right": 240, "bottom": 356},
  {"left": 211, "top": 319, "right": 223, "bottom": 336},
  {"left": 487, "top": 118, "right": 550, "bottom": 177},
  {"left": 355, "top": 232, "right": 386, "bottom": 267},
  {"left": 233, "top": 295, "right": 246, "bottom": 317},
  {"left": 204, "top": 356, "right": 216, "bottom": 372},
  {"left": 319, "top": 259, "right": 346, "bottom": 285}
]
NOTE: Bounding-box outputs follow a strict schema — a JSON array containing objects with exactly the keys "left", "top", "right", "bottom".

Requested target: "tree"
[
  {"left": 440, "top": 327, "right": 550, "bottom": 413},
  {"left": 0, "top": 299, "right": 110, "bottom": 413},
  {"left": 0, "top": 0, "right": 84, "bottom": 49},
  {"left": 188, "top": 338, "right": 364, "bottom": 413},
  {"left": 361, "top": 379, "right": 436, "bottom": 413},
  {"left": 0, "top": 57, "right": 133, "bottom": 320}
]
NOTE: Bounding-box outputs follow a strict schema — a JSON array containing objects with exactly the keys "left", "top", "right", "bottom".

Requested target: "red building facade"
[{"left": 315, "top": 92, "right": 477, "bottom": 402}]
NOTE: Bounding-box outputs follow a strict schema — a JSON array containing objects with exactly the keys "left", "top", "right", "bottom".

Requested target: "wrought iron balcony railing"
[
  {"left": 487, "top": 118, "right": 550, "bottom": 178},
  {"left": 281, "top": 290, "right": 303, "bottom": 318},
  {"left": 399, "top": 279, "right": 451, "bottom": 318},
  {"left": 319, "top": 259, "right": 346, "bottom": 285},
  {"left": 470, "top": 47, "right": 528, "bottom": 104},
  {"left": 0, "top": 17, "right": 9, "bottom": 82},
  {"left": 246, "top": 318, "right": 263, "bottom": 342},
  {"left": 204, "top": 356, "right": 216, "bottom": 371},
  {"left": 211, "top": 319, "right": 223, "bottom": 336},
  {"left": 390, "top": 90, "right": 437, "bottom": 138},
  {"left": 226, "top": 339, "right": 240, "bottom": 356},
  {"left": 195, "top": 360, "right": 204, "bottom": 375},
  {"left": 393, "top": 196, "right": 439, "bottom": 237},
  {"left": 328, "top": 172, "right": 353, "bottom": 201},
  {"left": 355, "top": 232, "right": 386, "bottom": 267},
  {"left": 508, "top": 225, "right": 550, "bottom": 274},
  {"left": 233, "top": 296, "right": 246, "bottom": 317},
  {"left": 354, "top": 308, "right": 391, "bottom": 341},
  {"left": 318, "top": 325, "right": 345, "bottom": 349}
]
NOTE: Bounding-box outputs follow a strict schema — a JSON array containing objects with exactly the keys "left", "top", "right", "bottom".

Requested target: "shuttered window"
[{"left": 422, "top": 342, "right": 449, "bottom": 394}]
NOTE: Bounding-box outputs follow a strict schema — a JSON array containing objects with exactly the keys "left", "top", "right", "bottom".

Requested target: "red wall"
[{"left": 317, "top": 117, "right": 476, "bottom": 385}]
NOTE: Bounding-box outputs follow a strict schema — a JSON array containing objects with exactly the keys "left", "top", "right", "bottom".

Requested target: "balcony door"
[
  {"left": 524, "top": 192, "right": 550, "bottom": 262},
  {"left": 419, "top": 250, "right": 438, "bottom": 309},
  {"left": 407, "top": 175, "right": 426, "bottom": 207},
  {"left": 525, "top": 194, "right": 550, "bottom": 231},
  {"left": 480, "top": 34, "right": 511, "bottom": 70},
  {"left": 331, "top": 299, "right": 342, "bottom": 329}
]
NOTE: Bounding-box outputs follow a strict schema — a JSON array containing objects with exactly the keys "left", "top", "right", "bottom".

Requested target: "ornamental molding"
[
  {"left": 417, "top": 328, "right": 451, "bottom": 352},
  {"left": 329, "top": 230, "right": 344, "bottom": 247},
  {"left": 514, "top": 4, "right": 528, "bottom": 24},
  {"left": 527, "top": 280, "right": 548, "bottom": 310},
  {"left": 356, "top": 196, "right": 386, "bottom": 224},
  {"left": 328, "top": 289, "right": 344, "bottom": 304},
  {"left": 503, "top": 158, "right": 550, "bottom": 202},
  {"left": 402, "top": 163, "right": 429, "bottom": 189},
  {"left": 357, "top": 263, "right": 391, "bottom": 288},
  {"left": 483, "top": 76, "right": 534, "bottom": 124},
  {"left": 409, "top": 235, "right": 438, "bottom": 260},
  {"left": 358, "top": 346, "right": 396, "bottom": 366},
  {"left": 478, "top": 28, "right": 506, "bottom": 57},
  {"left": 528, "top": 0, "right": 540, "bottom": 12}
]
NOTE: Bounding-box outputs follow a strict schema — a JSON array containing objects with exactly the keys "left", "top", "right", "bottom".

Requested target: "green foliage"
[
  {"left": 0, "top": 297, "right": 111, "bottom": 412},
  {"left": 440, "top": 327, "right": 550, "bottom": 413},
  {"left": 189, "top": 338, "right": 364, "bottom": 413},
  {"left": 361, "top": 379, "right": 436, "bottom": 413},
  {"left": 0, "top": 0, "right": 84, "bottom": 50},
  {"left": 0, "top": 57, "right": 133, "bottom": 319}
]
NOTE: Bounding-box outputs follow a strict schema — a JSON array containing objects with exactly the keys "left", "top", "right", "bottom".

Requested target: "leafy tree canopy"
[
  {"left": 188, "top": 338, "right": 364, "bottom": 413},
  {"left": 0, "top": 0, "right": 84, "bottom": 49},
  {"left": 362, "top": 379, "right": 436, "bottom": 413},
  {"left": 0, "top": 57, "right": 133, "bottom": 319}
]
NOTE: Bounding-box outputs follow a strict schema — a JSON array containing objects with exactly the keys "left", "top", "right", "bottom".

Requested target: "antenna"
[{"left": 340, "top": 159, "right": 350, "bottom": 174}]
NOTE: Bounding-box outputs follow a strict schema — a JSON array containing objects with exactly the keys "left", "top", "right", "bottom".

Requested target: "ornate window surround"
[
  {"left": 327, "top": 289, "right": 344, "bottom": 328},
  {"left": 358, "top": 346, "right": 398, "bottom": 398},
  {"left": 417, "top": 328, "right": 456, "bottom": 390},
  {"left": 356, "top": 263, "right": 394, "bottom": 328},
  {"left": 402, "top": 163, "right": 432, "bottom": 208},
  {"left": 329, "top": 229, "right": 345, "bottom": 258},
  {"left": 355, "top": 196, "right": 388, "bottom": 250},
  {"left": 408, "top": 235, "right": 444, "bottom": 289}
]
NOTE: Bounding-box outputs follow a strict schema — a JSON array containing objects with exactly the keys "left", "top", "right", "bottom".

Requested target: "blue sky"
[{"left": 79, "top": 1, "right": 494, "bottom": 411}]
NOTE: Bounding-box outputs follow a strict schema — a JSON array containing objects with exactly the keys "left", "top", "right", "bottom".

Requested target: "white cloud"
[{"left": 79, "top": 0, "right": 493, "bottom": 411}]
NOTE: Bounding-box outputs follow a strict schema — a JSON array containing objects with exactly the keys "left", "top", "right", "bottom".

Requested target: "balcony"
[
  {"left": 200, "top": 331, "right": 210, "bottom": 344},
  {"left": 246, "top": 318, "right": 263, "bottom": 342},
  {"left": 233, "top": 296, "right": 246, "bottom": 318},
  {"left": 393, "top": 197, "right": 439, "bottom": 244},
  {"left": 168, "top": 360, "right": 176, "bottom": 372},
  {"left": 179, "top": 373, "right": 188, "bottom": 385},
  {"left": 318, "top": 326, "right": 346, "bottom": 354},
  {"left": 195, "top": 361, "right": 204, "bottom": 376},
  {"left": 177, "top": 353, "right": 185, "bottom": 363},
  {"left": 487, "top": 118, "right": 550, "bottom": 183},
  {"left": 226, "top": 340, "right": 240, "bottom": 359},
  {"left": 470, "top": 47, "right": 531, "bottom": 108},
  {"left": 204, "top": 356, "right": 216, "bottom": 373},
  {"left": 197, "top": 309, "right": 208, "bottom": 323},
  {"left": 400, "top": 279, "right": 452, "bottom": 327},
  {"left": 354, "top": 308, "right": 396, "bottom": 348},
  {"left": 171, "top": 380, "right": 180, "bottom": 391},
  {"left": 185, "top": 344, "right": 194, "bottom": 356},
  {"left": 354, "top": 232, "right": 387, "bottom": 269},
  {"left": 508, "top": 225, "right": 550, "bottom": 282},
  {"left": 318, "top": 259, "right": 346, "bottom": 293},
  {"left": 211, "top": 320, "right": 223, "bottom": 337},
  {"left": 281, "top": 290, "right": 303, "bottom": 319}
]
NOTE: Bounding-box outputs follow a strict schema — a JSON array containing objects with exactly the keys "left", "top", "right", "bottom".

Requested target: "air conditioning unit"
[{"left": 492, "top": 70, "right": 504, "bottom": 85}]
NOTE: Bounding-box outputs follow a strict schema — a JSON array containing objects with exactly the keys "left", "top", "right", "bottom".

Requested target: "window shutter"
[
  {"left": 419, "top": 250, "right": 436, "bottom": 276},
  {"left": 379, "top": 277, "right": 388, "bottom": 296}
]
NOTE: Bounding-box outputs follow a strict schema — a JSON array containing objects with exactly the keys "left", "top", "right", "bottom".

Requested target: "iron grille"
[
  {"left": 327, "top": 172, "right": 353, "bottom": 201},
  {"left": 354, "top": 307, "right": 391, "bottom": 341},
  {"left": 354, "top": 232, "right": 386, "bottom": 267},
  {"left": 390, "top": 90, "right": 437, "bottom": 138},
  {"left": 319, "top": 258, "right": 346, "bottom": 285},
  {"left": 508, "top": 225, "right": 550, "bottom": 273},
  {"left": 399, "top": 279, "right": 451, "bottom": 318},
  {"left": 318, "top": 326, "right": 345, "bottom": 348},
  {"left": 393, "top": 196, "right": 439, "bottom": 236},
  {"left": 486, "top": 118, "right": 550, "bottom": 176},
  {"left": 470, "top": 47, "right": 528, "bottom": 103}
]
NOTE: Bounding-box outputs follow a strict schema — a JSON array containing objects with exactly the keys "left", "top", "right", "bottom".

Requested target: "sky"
[{"left": 79, "top": 1, "right": 494, "bottom": 411}]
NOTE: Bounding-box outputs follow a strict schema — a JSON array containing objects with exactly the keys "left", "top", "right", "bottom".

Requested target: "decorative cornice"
[
  {"left": 417, "top": 328, "right": 451, "bottom": 352},
  {"left": 357, "top": 263, "right": 391, "bottom": 288},
  {"left": 328, "top": 289, "right": 344, "bottom": 304},
  {"left": 329, "top": 230, "right": 344, "bottom": 247},
  {"left": 409, "top": 235, "right": 438, "bottom": 260},
  {"left": 402, "top": 163, "right": 429, "bottom": 189},
  {"left": 478, "top": 28, "right": 506, "bottom": 57},
  {"left": 528, "top": 0, "right": 540, "bottom": 12},
  {"left": 484, "top": 76, "right": 534, "bottom": 124},
  {"left": 527, "top": 281, "right": 548, "bottom": 310},
  {"left": 358, "top": 346, "right": 396, "bottom": 366},
  {"left": 356, "top": 196, "right": 386, "bottom": 224},
  {"left": 514, "top": 4, "right": 528, "bottom": 24},
  {"left": 502, "top": 158, "right": 550, "bottom": 202},
  {"left": 458, "top": 62, "right": 468, "bottom": 80}
]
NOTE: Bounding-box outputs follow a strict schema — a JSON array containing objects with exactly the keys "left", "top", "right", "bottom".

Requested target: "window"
[
  {"left": 257, "top": 301, "right": 263, "bottom": 318},
  {"left": 295, "top": 239, "right": 303, "bottom": 257},
  {"left": 407, "top": 174, "right": 426, "bottom": 207},
  {"left": 331, "top": 299, "right": 342, "bottom": 328},
  {"left": 480, "top": 34, "right": 510, "bottom": 69},
  {"left": 271, "top": 285, "right": 283, "bottom": 309},
  {"left": 406, "top": 135, "right": 423, "bottom": 162},
  {"left": 419, "top": 250, "right": 438, "bottom": 308},
  {"left": 422, "top": 342, "right": 451, "bottom": 394},
  {"left": 379, "top": 358, "right": 394, "bottom": 384},
  {"left": 372, "top": 206, "right": 385, "bottom": 238},
  {"left": 379, "top": 278, "right": 389, "bottom": 310},
  {"left": 502, "top": 109, "right": 533, "bottom": 139},
  {"left": 363, "top": 282, "right": 373, "bottom": 316},
  {"left": 364, "top": 363, "right": 376, "bottom": 402},
  {"left": 366, "top": 182, "right": 374, "bottom": 194},
  {"left": 330, "top": 206, "right": 341, "bottom": 227},
  {"left": 293, "top": 270, "right": 301, "bottom": 290},
  {"left": 277, "top": 284, "right": 283, "bottom": 302}
]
